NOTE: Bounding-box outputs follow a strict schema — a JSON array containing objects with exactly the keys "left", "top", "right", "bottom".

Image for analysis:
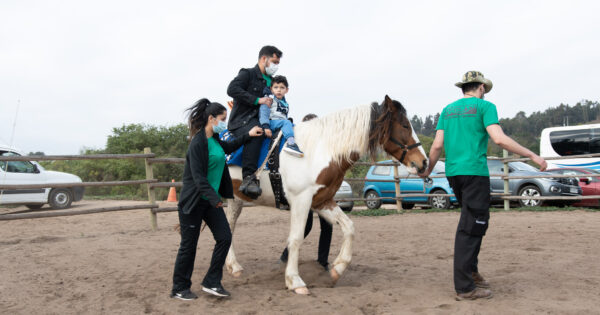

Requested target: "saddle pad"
[{"left": 220, "top": 130, "right": 285, "bottom": 170}]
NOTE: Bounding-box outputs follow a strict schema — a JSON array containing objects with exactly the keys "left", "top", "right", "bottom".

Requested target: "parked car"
[
  {"left": 546, "top": 168, "right": 600, "bottom": 207},
  {"left": 335, "top": 181, "right": 354, "bottom": 212},
  {"left": 0, "top": 145, "right": 84, "bottom": 209},
  {"left": 362, "top": 160, "right": 457, "bottom": 209},
  {"left": 487, "top": 159, "right": 582, "bottom": 207}
]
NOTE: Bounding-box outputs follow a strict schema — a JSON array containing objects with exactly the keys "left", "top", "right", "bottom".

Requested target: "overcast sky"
[{"left": 1, "top": 1, "right": 599, "bottom": 154}]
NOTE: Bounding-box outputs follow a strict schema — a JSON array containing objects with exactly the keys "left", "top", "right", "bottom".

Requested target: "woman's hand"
[
  {"left": 248, "top": 126, "right": 264, "bottom": 137},
  {"left": 216, "top": 201, "right": 224, "bottom": 208}
]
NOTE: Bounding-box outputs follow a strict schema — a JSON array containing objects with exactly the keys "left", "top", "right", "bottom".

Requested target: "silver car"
[
  {"left": 335, "top": 180, "right": 354, "bottom": 212},
  {"left": 487, "top": 160, "right": 582, "bottom": 207}
]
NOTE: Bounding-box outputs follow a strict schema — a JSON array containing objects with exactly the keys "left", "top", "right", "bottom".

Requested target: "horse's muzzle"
[{"left": 412, "top": 159, "right": 428, "bottom": 174}]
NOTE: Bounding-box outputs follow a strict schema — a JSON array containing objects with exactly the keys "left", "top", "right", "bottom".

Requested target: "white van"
[
  {"left": 0, "top": 145, "right": 84, "bottom": 209},
  {"left": 540, "top": 124, "right": 600, "bottom": 170}
]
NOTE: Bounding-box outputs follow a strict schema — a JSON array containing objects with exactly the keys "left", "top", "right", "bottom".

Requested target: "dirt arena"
[{"left": 1, "top": 201, "right": 599, "bottom": 315}]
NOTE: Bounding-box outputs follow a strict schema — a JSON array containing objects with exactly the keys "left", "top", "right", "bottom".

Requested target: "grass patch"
[
  {"left": 351, "top": 209, "right": 399, "bottom": 216},
  {"left": 492, "top": 206, "right": 599, "bottom": 212},
  {"left": 351, "top": 205, "right": 599, "bottom": 216}
]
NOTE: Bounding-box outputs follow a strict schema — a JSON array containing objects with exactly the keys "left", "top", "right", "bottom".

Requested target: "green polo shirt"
[
  {"left": 436, "top": 97, "right": 499, "bottom": 177},
  {"left": 202, "top": 137, "right": 226, "bottom": 200}
]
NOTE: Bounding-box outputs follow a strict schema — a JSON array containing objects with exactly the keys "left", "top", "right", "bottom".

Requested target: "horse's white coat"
[
  {"left": 224, "top": 102, "right": 427, "bottom": 293},
  {"left": 406, "top": 125, "right": 428, "bottom": 174}
]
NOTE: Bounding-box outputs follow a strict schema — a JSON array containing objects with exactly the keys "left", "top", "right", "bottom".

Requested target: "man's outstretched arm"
[{"left": 486, "top": 124, "right": 547, "bottom": 171}]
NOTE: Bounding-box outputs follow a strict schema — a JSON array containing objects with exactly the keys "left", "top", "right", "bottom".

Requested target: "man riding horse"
[{"left": 227, "top": 45, "right": 283, "bottom": 199}]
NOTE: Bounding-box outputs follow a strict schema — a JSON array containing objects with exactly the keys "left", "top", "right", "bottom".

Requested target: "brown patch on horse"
[
  {"left": 231, "top": 179, "right": 254, "bottom": 202},
  {"left": 312, "top": 152, "right": 360, "bottom": 210}
]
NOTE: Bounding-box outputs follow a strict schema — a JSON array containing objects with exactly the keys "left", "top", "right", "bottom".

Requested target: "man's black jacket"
[
  {"left": 178, "top": 129, "right": 248, "bottom": 214},
  {"left": 227, "top": 64, "right": 269, "bottom": 131}
]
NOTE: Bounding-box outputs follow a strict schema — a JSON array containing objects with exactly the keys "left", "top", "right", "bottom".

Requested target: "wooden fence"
[{"left": 2, "top": 148, "right": 600, "bottom": 228}]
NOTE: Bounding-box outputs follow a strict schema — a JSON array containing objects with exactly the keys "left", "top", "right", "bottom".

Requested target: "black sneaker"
[
  {"left": 283, "top": 143, "right": 304, "bottom": 157},
  {"left": 318, "top": 261, "right": 329, "bottom": 271},
  {"left": 202, "top": 285, "right": 231, "bottom": 297},
  {"left": 239, "top": 175, "right": 262, "bottom": 199},
  {"left": 170, "top": 289, "right": 198, "bottom": 300}
]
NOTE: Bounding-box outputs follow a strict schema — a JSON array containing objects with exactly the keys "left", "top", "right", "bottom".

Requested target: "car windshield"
[
  {"left": 509, "top": 161, "right": 539, "bottom": 172},
  {"left": 432, "top": 162, "right": 445, "bottom": 174}
]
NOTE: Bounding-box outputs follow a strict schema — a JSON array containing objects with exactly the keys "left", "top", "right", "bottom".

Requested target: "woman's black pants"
[{"left": 172, "top": 199, "right": 232, "bottom": 293}]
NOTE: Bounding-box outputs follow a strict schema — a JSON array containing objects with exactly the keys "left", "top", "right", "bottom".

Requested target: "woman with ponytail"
[{"left": 171, "top": 98, "right": 263, "bottom": 300}]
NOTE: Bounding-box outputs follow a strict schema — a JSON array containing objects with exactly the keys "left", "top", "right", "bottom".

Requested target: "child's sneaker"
[{"left": 284, "top": 143, "right": 304, "bottom": 157}]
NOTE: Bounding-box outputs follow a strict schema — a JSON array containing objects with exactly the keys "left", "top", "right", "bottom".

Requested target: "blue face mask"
[{"left": 212, "top": 120, "right": 227, "bottom": 134}]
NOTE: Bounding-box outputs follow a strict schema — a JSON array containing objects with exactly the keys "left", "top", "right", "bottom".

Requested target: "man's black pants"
[
  {"left": 280, "top": 211, "right": 333, "bottom": 268},
  {"left": 447, "top": 175, "right": 491, "bottom": 294},
  {"left": 172, "top": 199, "right": 232, "bottom": 293},
  {"left": 230, "top": 122, "right": 263, "bottom": 179}
]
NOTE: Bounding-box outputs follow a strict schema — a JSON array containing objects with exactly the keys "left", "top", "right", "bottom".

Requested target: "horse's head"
[{"left": 369, "top": 95, "right": 428, "bottom": 174}]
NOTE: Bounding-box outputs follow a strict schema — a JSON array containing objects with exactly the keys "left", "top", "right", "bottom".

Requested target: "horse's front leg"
[
  {"left": 285, "top": 191, "right": 313, "bottom": 294},
  {"left": 315, "top": 205, "right": 355, "bottom": 284},
  {"left": 224, "top": 198, "right": 244, "bottom": 277}
]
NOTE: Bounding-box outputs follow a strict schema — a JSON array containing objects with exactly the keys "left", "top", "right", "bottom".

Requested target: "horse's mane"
[
  {"left": 294, "top": 99, "right": 406, "bottom": 165},
  {"left": 294, "top": 104, "right": 373, "bottom": 164}
]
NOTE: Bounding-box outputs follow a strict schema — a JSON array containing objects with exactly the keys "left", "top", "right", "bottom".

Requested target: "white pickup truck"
[{"left": 0, "top": 145, "right": 84, "bottom": 209}]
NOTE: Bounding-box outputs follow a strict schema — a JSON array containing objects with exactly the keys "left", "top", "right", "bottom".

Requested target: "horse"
[{"left": 224, "top": 95, "right": 428, "bottom": 295}]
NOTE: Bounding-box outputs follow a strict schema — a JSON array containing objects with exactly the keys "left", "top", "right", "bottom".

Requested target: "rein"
[{"left": 390, "top": 137, "right": 421, "bottom": 163}]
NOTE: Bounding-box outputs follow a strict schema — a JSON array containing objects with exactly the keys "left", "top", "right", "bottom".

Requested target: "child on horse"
[{"left": 259, "top": 75, "right": 304, "bottom": 157}]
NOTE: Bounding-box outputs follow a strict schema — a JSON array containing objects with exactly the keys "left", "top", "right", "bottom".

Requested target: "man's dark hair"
[
  {"left": 258, "top": 45, "right": 282, "bottom": 59},
  {"left": 272, "top": 75, "right": 288, "bottom": 88},
  {"left": 302, "top": 113, "right": 318, "bottom": 122},
  {"left": 461, "top": 82, "right": 483, "bottom": 94}
]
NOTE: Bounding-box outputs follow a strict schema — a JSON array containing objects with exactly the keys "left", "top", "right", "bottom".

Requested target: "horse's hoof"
[
  {"left": 232, "top": 270, "right": 243, "bottom": 278},
  {"left": 294, "top": 287, "right": 310, "bottom": 295},
  {"left": 330, "top": 268, "right": 340, "bottom": 284}
]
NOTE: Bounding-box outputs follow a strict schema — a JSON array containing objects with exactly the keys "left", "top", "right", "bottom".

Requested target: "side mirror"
[
  {"left": 33, "top": 164, "right": 40, "bottom": 174},
  {"left": 579, "top": 177, "right": 590, "bottom": 184}
]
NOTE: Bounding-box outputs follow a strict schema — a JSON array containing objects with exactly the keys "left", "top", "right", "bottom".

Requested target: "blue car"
[{"left": 362, "top": 160, "right": 457, "bottom": 209}]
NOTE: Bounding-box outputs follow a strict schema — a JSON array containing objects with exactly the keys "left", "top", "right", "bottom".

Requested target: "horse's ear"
[{"left": 384, "top": 95, "right": 395, "bottom": 113}]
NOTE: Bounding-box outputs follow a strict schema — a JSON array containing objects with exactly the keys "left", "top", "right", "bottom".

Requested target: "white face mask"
[{"left": 265, "top": 60, "right": 279, "bottom": 76}]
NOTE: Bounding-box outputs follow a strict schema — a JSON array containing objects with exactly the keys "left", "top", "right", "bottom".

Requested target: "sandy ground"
[{"left": 1, "top": 200, "right": 599, "bottom": 315}]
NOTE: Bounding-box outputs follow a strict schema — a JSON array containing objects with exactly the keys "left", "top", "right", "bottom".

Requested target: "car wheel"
[
  {"left": 402, "top": 203, "right": 415, "bottom": 210},
  {"left": 341, "top": 203, "right": 354, "bottom": 212},
  {"left": 49, "top": 188, "right": 73, "bottom": 209},
  {"left": 429, "top": 189, "right": 451, "bottom": 209},
  {"left": 25, "top": 204, "right": 44, "bottom": 210},
  {"left": 518, "top": 185, "right": 542, "bottom": 207},
  {"left": 364, "top": 190, "right": 382, "bottom": 209}
]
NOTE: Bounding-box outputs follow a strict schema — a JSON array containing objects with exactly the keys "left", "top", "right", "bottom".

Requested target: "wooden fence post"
[
  {"left": 503, "top": 149, "right": 510, "bottom": 211},
  {"left": 393, "top": 162, "right": 403, "bottom": 213},
  {"left": 144, "top": 147, "right": 158, "bottom": 230}
]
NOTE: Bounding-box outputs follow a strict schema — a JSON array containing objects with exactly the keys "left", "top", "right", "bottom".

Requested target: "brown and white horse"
[{"left": 225, "top": 95, "right": 427, "bottom": 294}]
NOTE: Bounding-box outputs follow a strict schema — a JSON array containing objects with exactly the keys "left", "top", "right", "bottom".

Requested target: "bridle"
[
  {"left": 370, "top": 102, "right": 422, "bottom": 163},
  {"left": 390, "top": 137, "right": 421, "bottom": 163}
]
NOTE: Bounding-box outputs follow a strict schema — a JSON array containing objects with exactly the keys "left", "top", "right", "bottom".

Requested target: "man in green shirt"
[{"left": 421, "top": 71, "right": 547, "bottom": 300}]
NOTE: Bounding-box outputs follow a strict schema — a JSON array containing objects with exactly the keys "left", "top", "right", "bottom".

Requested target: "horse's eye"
[{"left": 402, "top": 124, "right": 410, "bottom": 129}]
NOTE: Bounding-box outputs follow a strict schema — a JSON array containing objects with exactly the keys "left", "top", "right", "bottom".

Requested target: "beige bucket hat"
[{"left": 455, "top": 71, "right": 493, "bottom": 93}]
